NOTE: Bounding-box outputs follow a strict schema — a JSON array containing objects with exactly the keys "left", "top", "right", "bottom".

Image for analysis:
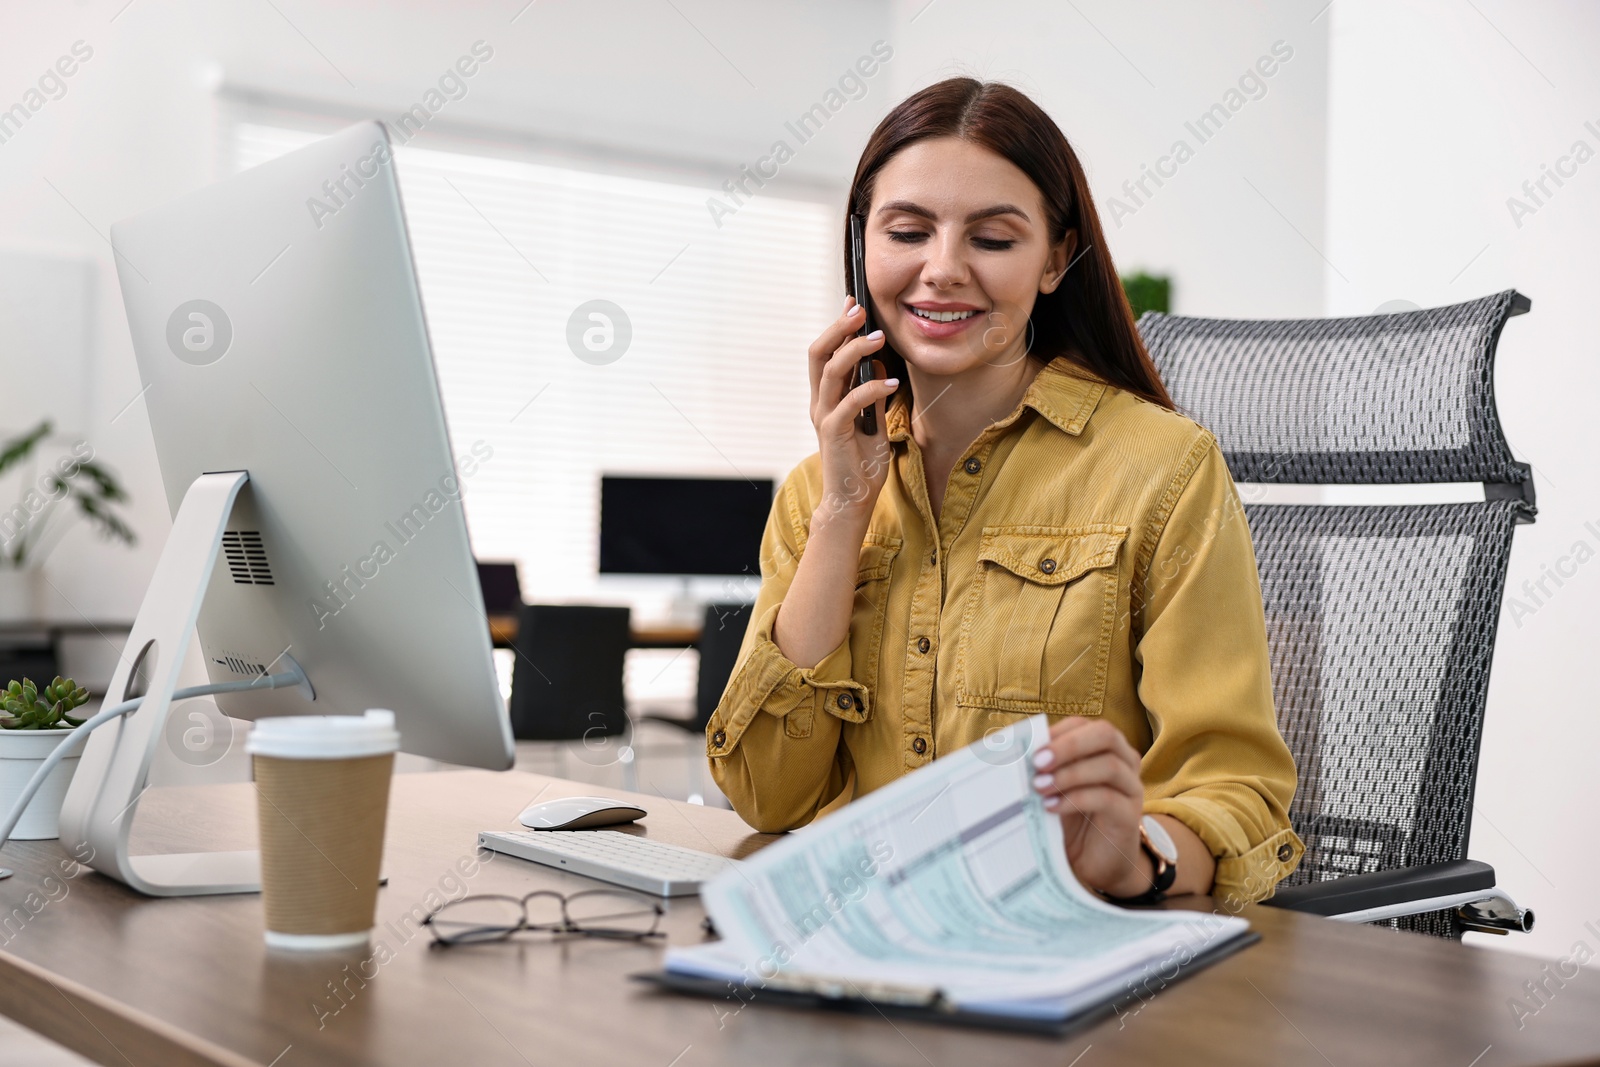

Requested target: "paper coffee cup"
[{"left": 248, "top": 709, "right": 400, "bottom": 950}]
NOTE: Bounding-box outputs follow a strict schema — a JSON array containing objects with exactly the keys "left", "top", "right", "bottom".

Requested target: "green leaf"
[
  {"left": 0, "top": 420, "right": 52, "bottom": 480},
  {"left": 71, "top": 490, "right": 138, "bottom": 547},
  {"left": 7, "top": 431, "right": 136, "bottom": 565},
  {"left": 73, "top": 460, "right": 129, "bottom": 502}
]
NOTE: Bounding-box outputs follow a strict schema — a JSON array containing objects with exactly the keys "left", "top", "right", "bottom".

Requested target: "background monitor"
[
  {"left": 107, "top": 120, "right": 514, "bottom": 771},
  {"left": 475, "top": 560, "right": 523, "bottom": 616},
  {"left": 599, "top": 475, "right": 773, "bottom": 578}
]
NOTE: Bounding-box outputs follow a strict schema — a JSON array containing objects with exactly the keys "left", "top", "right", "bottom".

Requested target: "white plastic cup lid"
[{"left": 246, "top": 709, "right": 400, "bottom": 760}]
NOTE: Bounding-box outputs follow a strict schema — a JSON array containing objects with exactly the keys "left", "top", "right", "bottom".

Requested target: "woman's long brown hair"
[{"left": 846, "top": 77, "right": 1174, "bottom": 410}]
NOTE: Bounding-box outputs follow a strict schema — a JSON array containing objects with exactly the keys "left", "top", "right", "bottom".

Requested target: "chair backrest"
[
  {"left": 694, "top": 602, "right": 753, "bottom": 732},
  {"left": 1139, "top": 290, "right": 1535, "bottom": 931},
  {"left": 509, "top": 604, "right": 631, "bottom": 741}
]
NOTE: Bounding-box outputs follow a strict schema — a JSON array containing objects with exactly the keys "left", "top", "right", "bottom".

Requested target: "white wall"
[
  {"left": 1325, "top": 0, "right": 1599, "bottom": 961},
  {"left": 888, "top": 0, "right": 1331, "bottom": 318}
]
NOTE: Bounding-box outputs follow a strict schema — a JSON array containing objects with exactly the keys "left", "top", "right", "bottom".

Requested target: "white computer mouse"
[{"left": 518, "top": 795, "right": 647, "bottom": 830}]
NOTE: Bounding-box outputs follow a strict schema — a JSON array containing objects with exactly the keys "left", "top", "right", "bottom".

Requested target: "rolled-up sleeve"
[
  {"left": 706, "top": 466, "right": 865, "bottom": 833},
  {"left": 1134, "top": 435, "right": 1306, "bottom": 910}
]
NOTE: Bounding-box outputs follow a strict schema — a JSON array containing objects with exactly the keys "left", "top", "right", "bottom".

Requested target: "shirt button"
[
  {"left": 1277, "top": 843, "right": 1293, "bottom": 862},
  {"left": 963, "top": 457, "right": 982, "bottom": 475},
  {"left": 911, "top": 737, "right": 927, "bottom": 755},
  {"left": 1039, "top": 558, "right": 1057, "bottom": 574},
  {"left": 836, "top": 693, "right": 853, "bottom": 710},
  {"left": 711, "top": 729, "right": 726, "bottom": 748},
  {"left": 917, "top": 636, "right": 930, "bottom": 654}
]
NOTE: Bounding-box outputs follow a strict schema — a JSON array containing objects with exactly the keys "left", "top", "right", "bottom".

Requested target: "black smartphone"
[{"left": 848, "top": 213, "right": 878, "bottom": 436}]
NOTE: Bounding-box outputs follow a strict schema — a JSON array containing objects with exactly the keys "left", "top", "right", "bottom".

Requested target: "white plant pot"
[
  {"left": 0, "top": 566, "right": 44, "bottom": 624},
  {"left": 0, "top": 728, "right": 81, "bottom": 840}
]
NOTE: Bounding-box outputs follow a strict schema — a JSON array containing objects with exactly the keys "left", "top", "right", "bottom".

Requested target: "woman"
[{"left": 705, "top": 77, "right": 1304, "bottom": 911}]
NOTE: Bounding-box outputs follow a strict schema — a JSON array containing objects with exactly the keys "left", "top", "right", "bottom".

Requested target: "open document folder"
[{"left": 642, "top": 714, "right": 1256, "bottom": 1030}]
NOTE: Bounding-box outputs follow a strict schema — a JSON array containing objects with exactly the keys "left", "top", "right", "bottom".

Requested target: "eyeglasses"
[{"left": 423, "top": 889, "right": 666, "bottom": 947}]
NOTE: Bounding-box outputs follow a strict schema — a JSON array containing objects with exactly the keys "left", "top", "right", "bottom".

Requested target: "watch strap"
[{"left": 1102, "top": 819, "right": 1177, "bottom": 906}]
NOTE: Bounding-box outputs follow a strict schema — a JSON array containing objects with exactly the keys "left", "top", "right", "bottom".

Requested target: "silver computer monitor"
[
  {"left": 59, "top": 121, "right": 515, "bottom": 895},
  {"left": 113, "top": 119, "right": 513, "bottom": 768}
]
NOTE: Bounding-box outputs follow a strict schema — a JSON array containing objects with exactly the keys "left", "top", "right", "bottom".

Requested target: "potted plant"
[
  {"left": 0, "top": 677, "right": 91, "bottom": 840},
  {"left": 0, "top": 419, "right": 136, "bottom": 622},
  {"left": 1120, "top": 271, "right": 1173, "bottom": 319}
]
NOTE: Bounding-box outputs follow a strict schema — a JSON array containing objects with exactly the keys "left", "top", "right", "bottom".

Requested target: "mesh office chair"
[{"left": 1138, "top": 288, "right": 1536, "bottom": 940}]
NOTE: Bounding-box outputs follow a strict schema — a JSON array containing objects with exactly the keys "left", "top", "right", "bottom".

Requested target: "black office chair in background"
[
  {"left": 1139, "top": 288, "right": 1537, "bottom": 940},
  {"left": 509, "top": 603, "right": 637, "bottom": 788}
]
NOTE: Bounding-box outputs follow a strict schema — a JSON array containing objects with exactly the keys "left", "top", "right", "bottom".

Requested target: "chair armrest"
[{"left": 1263, "top": 859, "right": 1496, "bottom": 917}]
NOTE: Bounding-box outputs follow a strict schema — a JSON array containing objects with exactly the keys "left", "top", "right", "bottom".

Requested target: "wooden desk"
[
  {"left": 487, "top": 614, "right": 701, "bottom": 650},
  {"left": 0, "top": 771, "right": 1596, "bottom": 1066}
]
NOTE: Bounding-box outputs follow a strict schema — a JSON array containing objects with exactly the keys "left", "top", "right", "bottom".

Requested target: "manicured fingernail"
[
  {"left": 1042, "top": 796, "right": 1061, "bottom": 811},
  {"left": 866, "top": 329, "right": 883, "bottom": 339},
  {"left": 1032, "top": 773, "right": 1053, "bottom": 791},
  {"left": 1033, "top": 749, "right": 1055, "bottom": 770},
  {"left": 850, "top": 303, "right": 864, "bottom": 315},
  {"left": 883, "top": 378, "right": 899, "bottom": 388}
]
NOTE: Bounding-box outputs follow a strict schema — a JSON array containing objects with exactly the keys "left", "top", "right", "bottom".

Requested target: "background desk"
[
  {"left": 0, "top": 771, "right": 1595, "bottom": 1067},
  {"left": 0, "top": 619, "right": 134, "bottom": 699},
  {"left": 487, "top": 614, "right": 702, "bottom": 650}
]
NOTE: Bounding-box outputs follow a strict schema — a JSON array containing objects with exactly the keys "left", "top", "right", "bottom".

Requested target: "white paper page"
[{"left": 677, "top": 714, "right": 1248, "bottom": 1009}]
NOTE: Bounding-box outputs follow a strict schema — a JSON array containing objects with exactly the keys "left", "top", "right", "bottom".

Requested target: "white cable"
[{"left": 0, "top": 670, "right": 309, "bottom": 866}]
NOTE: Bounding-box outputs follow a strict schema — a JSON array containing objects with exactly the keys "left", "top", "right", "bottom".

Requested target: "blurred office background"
[{"left": 0, "top": 0, "right": 1595, "bottom": 977}]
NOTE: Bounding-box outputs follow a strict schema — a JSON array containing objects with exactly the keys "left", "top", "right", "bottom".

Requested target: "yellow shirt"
[{"left": 706, "top": 355, "right": 1306, "bottom": 909}]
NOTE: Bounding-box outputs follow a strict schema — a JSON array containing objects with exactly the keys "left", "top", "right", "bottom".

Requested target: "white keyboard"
[{"left": 478, "top": 829, "right": 741, "bottom": 897}]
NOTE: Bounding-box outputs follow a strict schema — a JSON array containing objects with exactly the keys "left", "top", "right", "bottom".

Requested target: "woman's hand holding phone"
[
  {"left": 770, "top": 296, "right": 897, "bottom": 671},
  {"left": 807, "top": 295, "right": 898, "bottom": 529}
]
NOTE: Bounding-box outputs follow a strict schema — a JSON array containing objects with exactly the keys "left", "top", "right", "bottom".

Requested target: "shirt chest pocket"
[{"left": 955, "top": 524, "right": 1128, "bottom": 716}]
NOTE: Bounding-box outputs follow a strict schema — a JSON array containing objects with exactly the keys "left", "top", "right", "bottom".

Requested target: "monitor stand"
[
  {"left": 663, "top": 576, "right": 702, "bottom": 628},
  {"left": 57, "top": 470, "right": 314, "bottom": 896}
]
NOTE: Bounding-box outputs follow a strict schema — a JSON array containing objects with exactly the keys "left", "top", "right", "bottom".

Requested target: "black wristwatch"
[{"left": 1102, "top": 815, "right": 1179, "bottom": 906}]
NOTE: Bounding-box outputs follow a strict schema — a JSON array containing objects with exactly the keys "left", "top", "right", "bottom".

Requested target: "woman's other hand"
[{"left": 1030, "top": 717, "right": 1150, "bottom": 898}]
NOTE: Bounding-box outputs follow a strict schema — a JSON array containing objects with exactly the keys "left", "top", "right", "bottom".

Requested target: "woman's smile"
[{"left": 903, "top": 300, "right": 985, "bottom": 340}]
